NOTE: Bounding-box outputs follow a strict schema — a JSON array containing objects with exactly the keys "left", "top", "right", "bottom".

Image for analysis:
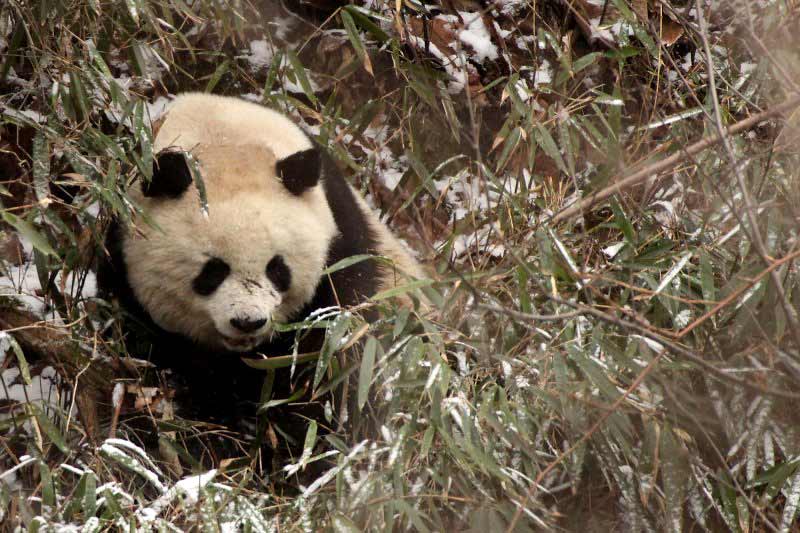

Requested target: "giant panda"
[{"left": 97, "top": 93, "right": 423, "bottom": 434}]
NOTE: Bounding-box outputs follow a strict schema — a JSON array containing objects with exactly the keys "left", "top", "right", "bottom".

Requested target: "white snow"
[
  {"left": 0, "top": 258, "right": 46, "bottom": 315},
  {"left": 407, "top": 33, "right": 468, "bottom": 94},
  {"left": 146, "top": 95, "right": 172, "bottom": 121},
  {"left": 100, "top": 442, "right": 167, "bottom": 493},
  {"left": 603, "top": 242, "right": 626, "bottom": 259},
  {"left": 0, "top": 338, "right": 62, "bottom": 434},
  {"left": 111, "top": 382, "right": 125, "bottom": 409},
  {"left": 495, "top": 0, "right": 527, "bottom": 16},
  {"left": 245, "top": 39, "right": 275, "bottom": 70},
  {"left": 532, "top": 59, "right": 553, "bottom": 87},
  {"left": 456, "top": 12, "right": 498, "bottom": 62},
  {"left": 1, "top": 107, "right": 45, "bottom": 124}
]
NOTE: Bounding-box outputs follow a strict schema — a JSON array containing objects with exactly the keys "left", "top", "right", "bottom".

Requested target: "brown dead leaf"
[
  {"left": 127, "top": 383, "right": 175, "bottom": 414},
  {"left": 659, "top": 17, "right": 684, "bottom": 46},
  {"left": 407, "top": 17, "right": 458, "bottom": 57},
  {"left": 632, "top": 0, "right": 648, "bottom": 23},
  {"left": 0, "top": 231, "right": 26, "bottom": 266}
]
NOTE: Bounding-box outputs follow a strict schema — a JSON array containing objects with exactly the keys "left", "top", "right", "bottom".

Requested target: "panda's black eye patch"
[
  {"left": 266, "top": 255, "right": 291, "bottom": 292},
  {"left": 192, "top": 258, "right": 230, "bottom": 296}
]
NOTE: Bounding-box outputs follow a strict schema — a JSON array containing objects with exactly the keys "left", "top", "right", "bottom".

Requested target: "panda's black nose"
[{"left": 230, "top": 317, "right": 267, "bottom": 333}]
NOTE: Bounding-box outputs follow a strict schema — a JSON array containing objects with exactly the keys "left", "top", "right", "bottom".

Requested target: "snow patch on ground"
[
  {"left": 245, "top": 39, "right": 276, "bottom": 70},
  {"left": 0, "top": 334, "right": 63, "bottom": 434},
  {"left": 456, "top": 12, "right": 498, "bottom": 62}
]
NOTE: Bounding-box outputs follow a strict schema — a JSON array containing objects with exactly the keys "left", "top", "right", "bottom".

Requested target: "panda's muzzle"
[{"left": 221, "top": 334, "right": 262, "bottom": 351}]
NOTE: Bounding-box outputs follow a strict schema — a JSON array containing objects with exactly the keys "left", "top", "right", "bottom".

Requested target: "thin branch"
[
  {"left": 506, "top": 332, "right": 667, "bottom": 532},
  {"left": 677, "top": 247, "right": 800, "bottom": 339},
  {"left": 486, "top": 301, "right": 800, "bottom": 401},
  {"left": 478, "top": 304, "right": 584, "bottom": 321},
  {"left": 695, "top": 0, "right": 800, "bottom": 353},
  {"left": 549, "top": 95, "right": 800, "bottom": 224}
]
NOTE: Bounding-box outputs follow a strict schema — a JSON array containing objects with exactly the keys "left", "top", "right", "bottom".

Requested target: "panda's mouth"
[{"left": 220, "top": 334, "right": 263, "bottom": 352}]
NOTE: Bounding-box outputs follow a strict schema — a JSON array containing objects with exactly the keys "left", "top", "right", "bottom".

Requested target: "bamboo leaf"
[
  {"left": 357, "top": 336, "right": 378, "bottom": 410},
  {"left": 242, "top": 351, "right": 320, "bottom": 370},
  {"left": 286, "top": 50, "right": 317, "bottom": 105},
  {"left": 341, "top": 10, "right": 373, "bottom": 76},
  {"left": 205, "top": 58, "right": 230, "bottom": 94},
  {"left": 6, "top": 335, "right": 31, "bottom": 385},
  {"left": 1, "top": 212, "right": 57, "bottom": 257},
  {"left": 28, "top": 403, "right": 68, "bottom": 454},
  {"left": 322, "top": 254, "right": 381, "bottom": 275}
]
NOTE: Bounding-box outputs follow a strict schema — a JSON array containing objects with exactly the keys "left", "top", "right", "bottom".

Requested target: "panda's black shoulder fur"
[{"left": 301, "top": 145, "right": 380, "bottom": 313}]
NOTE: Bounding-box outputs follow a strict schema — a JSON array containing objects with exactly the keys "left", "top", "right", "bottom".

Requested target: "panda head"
[{"left": 121, "top": 94, "right": 339, "bottom": 353}]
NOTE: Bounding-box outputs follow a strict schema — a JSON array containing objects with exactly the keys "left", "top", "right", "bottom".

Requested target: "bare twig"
[
  {"left": 695, "top": 0, "right": 800, "bottom": 353},
  {"left": 549, "top": 95, "right": 800, "bottom": 224},
  {"left": 478, "top": 304, "right": 584, "bottom": 321},
  {"left": 506, "top": 330, "right": 666, "bottom": 532},
  {"left": 678, "top": 247, "right": 800, "bottom": 338},
  {"left": 486, "top": 301, "right": 800, "bottom": 401}
]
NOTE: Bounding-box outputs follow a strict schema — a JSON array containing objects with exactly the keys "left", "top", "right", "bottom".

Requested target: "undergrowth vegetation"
[{"left": 2, "top": 0, "right": 800, "bottom": 530}]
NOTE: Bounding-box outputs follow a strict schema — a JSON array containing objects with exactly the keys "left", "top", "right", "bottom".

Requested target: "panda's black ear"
[
  {"left": 143, "top": 149, "right": 193, "bottom": 198},
  {"left": 276, "top": 148, "right": 321, "bottom": 195}
]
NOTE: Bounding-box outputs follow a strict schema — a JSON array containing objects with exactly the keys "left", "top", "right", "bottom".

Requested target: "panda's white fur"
[{"left": 112, "top": 93, "right": 422, "bottom": 354}]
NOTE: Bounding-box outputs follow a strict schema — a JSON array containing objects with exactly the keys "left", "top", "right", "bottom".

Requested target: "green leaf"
[
  {"left": 286, "top": 50, "right": 317, "bottom": 105},
  {"left": 605, "top": 46, "right": 640, "bottom": 59},
  {"left": 699, "top": 251, "right": 715, "bottom": 312},
  {"left": 125, "top": 0, "right": 140, "bottom": 23},
  {"left": 516, "top": 266, "right": 531, "bottom": 313},
  {"left": 205, "top": 58, "right": 230, "bottom": 94},
  {"left": 28, "top": 403, "right": 68, "bottom": 454},
  {"left": 393, "top": 308, "right": 410, "bottom": 339},
  {"left": 341, "top": 10, "right": 372, "bottom": 75},
  {"left": 372, "top": 278, "right": 434, "bottom": 301},
  {"left": 342, "top": 5, "right": 390, "bottom": 43},
  {"left": 420, "top": 425, "right": 435, "bottom": 458},
  {"left": 242, "top": 351, "right": 320, "bottom": 370},
  {"left": 661, "top": 428, "right": 689, "bottom": 532},
  {"left": 32, "top": 132, "right": 51, "bottom": 203},
  {"left": 64, "top": 471, "right": 88, "bottom": 520},
  {"left": 1, "top": 212, "right": 57, "bottom": 257},
  {"left": 322, "top": 254, "right": 380, "bottom": 275},
  {"left": 357, "top": 336, "right": 377, "bottom": 410},
  {"left": 572, "top": 52, "right": 602, "bottom": 73},
  {"left": 83, "top": 471, "right": 97, "bottom": 517},
  {"left": 39, "top": 461, "right": 56, "bottom": 507},
  {"left": 129, "top": 40, "right": 148, "bottom": 77},
  {"left": 0, "top": 24, "right": 25, "bottom": 84},
  {"left": 394, "top": 499, "right": 432, "bottom": 533},
  {"left": 332, "top": 513, "right": 362, "bottom": 533},
  {"left": 396, "top": 155, "right": 466, "bottom": 214},
  {"left": 653, "top": 252, "right": 693, "bottom": 298},
  {"left": 534, "top": 122, "right": 567, "bottom": 175},
  {"left": 495, "top": 126, "right": 521, "bottom": 173},
  {"left": 610, "top": 197, "right": 636, "bottom": 245},
  {"left": 69, "top": 70, "right": 91, "bottom": 123},
  {"left": 314, "top": 312, "right": 351, "bottom": 389},
  {"left": 257, "top": 386, "right": 307, "bottom": 413},
  {"left": 184, "top": 152, "right": 209, "bottom": 215},
  {"left": 548, "top": 228, "right": 583, "bottom": 286},
  {"left": 303, "top": 420, "right": 318, "bottom": 459},
  {"left": 6, "top": 335, "right": 31, "bottom": 385}
]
